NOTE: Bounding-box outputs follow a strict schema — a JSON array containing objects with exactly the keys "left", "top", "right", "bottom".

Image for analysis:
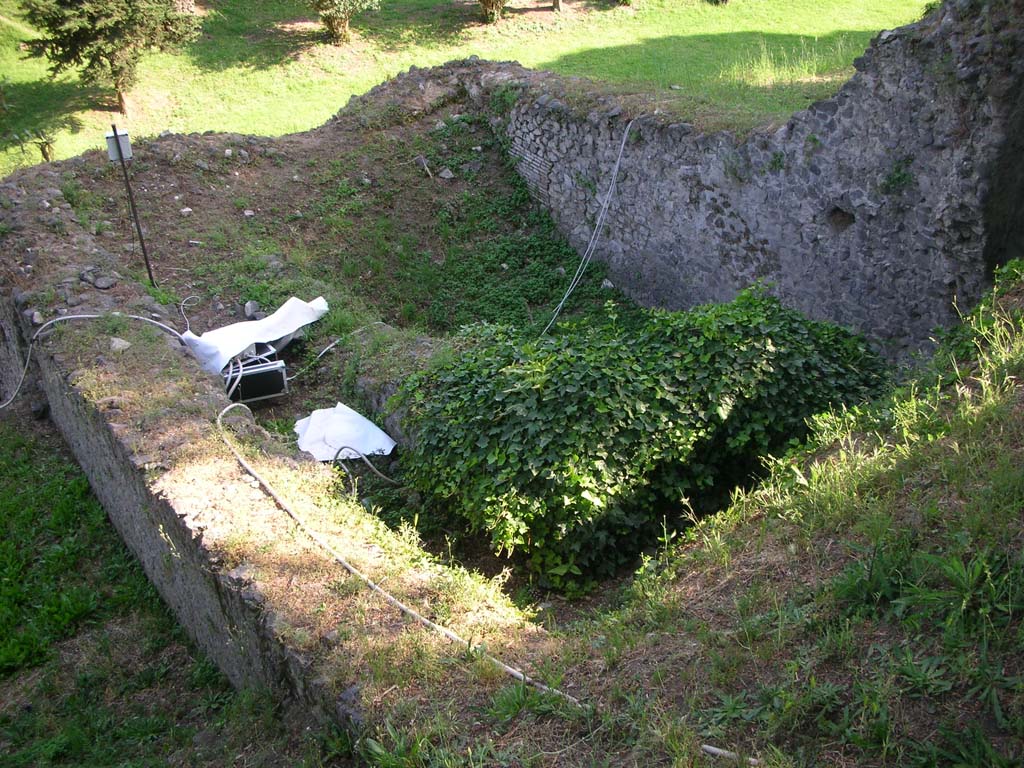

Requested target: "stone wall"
[
  {"left": 492, "top": 1, "right": 1024, "bottom": 358},
  {"left": 0, "top": 294, "right": 341, "bottom": 726}
]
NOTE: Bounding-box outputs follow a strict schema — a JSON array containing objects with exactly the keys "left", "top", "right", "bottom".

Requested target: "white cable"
[
  {"left": 540, "top": 115, "right": 643, "bottom": 336},
  {"left": 1, "top": 312, "right": 185, "bottom": 411},
  {"left": 179, "top": 295, "right": 200, "bottom": 333},
  {"left": 216, "top": 403, "right": 581, "bottom": 707},
  {"left": 331, "top": 443, "right": 399, "bottom": 495},
  {"left": 225, "top": 358, "right": 242, "bottom": 401},
  {"left": 287, "top": 321, "right": 388, "bottom": 382}
]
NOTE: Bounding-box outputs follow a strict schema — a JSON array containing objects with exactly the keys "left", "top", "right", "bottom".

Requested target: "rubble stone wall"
[{"left": 493, "top": 1, "right": 1024, "bottom": 357}]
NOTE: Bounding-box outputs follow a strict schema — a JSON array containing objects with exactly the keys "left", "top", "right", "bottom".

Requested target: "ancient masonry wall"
[
  {"left": 493, "top": 0, "right": 1024, "bottom": 358},
  {"left": 0, "top": 297, "right": 341, "bottom": 724}
]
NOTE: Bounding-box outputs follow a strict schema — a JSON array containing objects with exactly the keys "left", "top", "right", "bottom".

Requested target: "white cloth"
[
  {"left": 295, "top": 402, "right": 396, "bottom": 461},
  {"left": 182, "top": 296, "right": 329, "bottom": 374}
]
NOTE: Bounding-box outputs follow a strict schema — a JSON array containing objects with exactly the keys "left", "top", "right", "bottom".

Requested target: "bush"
[
  {"left": 309, "top": 0, "right": 380, "bottom": 43},
  {"left": 398, "top": 289, "right": 885, "bottom": 590},
  {"left": 477, "top": 0, "right": 507, "bottom": 23}
]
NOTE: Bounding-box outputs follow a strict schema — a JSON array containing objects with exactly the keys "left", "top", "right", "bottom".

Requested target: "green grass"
[
  {"left": 0, "top": 420, "right": 348, "bottom": 766},
  {"left": 579, "top": 261, "right": 1024, "bottom": 764},
  {"left": 1, "top": 0, "right": 929, "bottom": 175},
  {"left": 301, "top": 113, "right": 625, "bottom": 335}
]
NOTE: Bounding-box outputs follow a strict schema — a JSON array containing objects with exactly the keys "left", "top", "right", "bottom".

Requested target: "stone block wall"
[{"left": 495, "top": 0, "right": 1024, "bottom": 358}]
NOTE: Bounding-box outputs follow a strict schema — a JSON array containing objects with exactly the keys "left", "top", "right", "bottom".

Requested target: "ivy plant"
[{"left": 397, "top": 289, "right": 886, "bottom": 591}]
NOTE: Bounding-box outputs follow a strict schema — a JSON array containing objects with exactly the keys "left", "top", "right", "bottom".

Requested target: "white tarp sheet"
[
  {"left": 183, "top": 296, "right": 329, "bottom": 374},
  {"left": 295, "top": 402, "right": 396, "bottom": 461}
]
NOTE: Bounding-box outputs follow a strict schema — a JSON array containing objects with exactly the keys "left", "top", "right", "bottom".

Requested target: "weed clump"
[{"left": 397, "top": 288, "right": 885, "bottom": 591}]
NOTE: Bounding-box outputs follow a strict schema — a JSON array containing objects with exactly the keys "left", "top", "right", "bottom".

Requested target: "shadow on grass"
[
  {"left": 186, "top": 0, "right": 322, "bottom": 71},
  {"left": 0, "top": 77, "right": 103, "bottom": 157},
  {"left": 187, "top": 0, "right": 478, "bottom": 71},
  {"left": 353, "top": 0, "right": 480, "bottom": 53}
]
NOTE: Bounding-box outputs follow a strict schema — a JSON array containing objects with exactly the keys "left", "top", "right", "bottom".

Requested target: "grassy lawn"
[
  {"left": 0, "top": 414, "right": 349, "bottom": 766},
  {"left": 1, "top": 0, "right": 928, "bottom": 175}
]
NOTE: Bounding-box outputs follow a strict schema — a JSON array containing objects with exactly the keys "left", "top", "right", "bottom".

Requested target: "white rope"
[
  {"left": 215, "top": 403, "right": 582, "bottom": 707},
  {"left": 540, "top": 115, "right": 643, "bottom": 336},
  {"left": 1, "top": 312, "right": 185, "bottom": 411}
]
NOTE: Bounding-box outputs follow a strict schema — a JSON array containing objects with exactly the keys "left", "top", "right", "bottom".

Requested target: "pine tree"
[{"left": 21, "top": 0, "right": 200, "bottom": 116}]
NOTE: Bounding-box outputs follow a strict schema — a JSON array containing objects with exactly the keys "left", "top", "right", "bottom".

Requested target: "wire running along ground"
[
  {"left": 1, "top": 304, "right": 763, "bottom": 761},
  {"left": 216, "top": 402, "right": 582, "bottom": 707},
  {"left": 0, "top": 312, "right": 186, "bottom": 411}
]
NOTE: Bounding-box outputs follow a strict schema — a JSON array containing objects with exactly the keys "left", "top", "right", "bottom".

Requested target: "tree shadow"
[
  {"left": 185, "top": 0, "right": 324, "bottom": 71},
  {"left": 568, "top": 0, "right": 623, "bottom": 12},
  {"left": 0, "top": 78, "right": 102, "bottom": 156},
  {"left": 185, "top": 0, "right": 479, "bottom": 72},
  {"left": 536, "top": 30, "right": 873, "bottom": 131},
  {"left": 352, "top": 0, "right": 480, "bottom": 53}
]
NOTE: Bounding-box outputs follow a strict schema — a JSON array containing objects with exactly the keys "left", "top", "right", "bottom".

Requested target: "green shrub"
[
  {"left": 309, "top": 0, "right": 380, "bottom": 43},
  {"left": 398, "top": 289, "right": 885, "bottom": 590}
]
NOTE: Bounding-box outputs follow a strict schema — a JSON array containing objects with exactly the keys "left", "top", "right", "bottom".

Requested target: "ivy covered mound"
[{"left": 398, "top": 289, "right": 886, "bottom": 590}]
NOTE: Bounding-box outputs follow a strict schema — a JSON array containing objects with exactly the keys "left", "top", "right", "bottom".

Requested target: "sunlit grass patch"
[{"left": 720, "top": 34, "right": 859, "bottom": 89}]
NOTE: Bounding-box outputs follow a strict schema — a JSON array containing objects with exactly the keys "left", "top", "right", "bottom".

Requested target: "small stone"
[
  {"left": 244, "top": 300, "right": 261, "bottom": 320},
  {"left": 472, "top": 145, "right": 483, "bottom": 152},
  {"left": 361, "top": 177, "right": 371, "bottom": 185},
  {"left": 243, "top": 209, "right": 255, "bottom": 218},
  {"left": 94, "top": 275, "right": 117, "bottom": 290},
  {"left": 227, "top": 563, "right": 254, "bottom": 584},
  {"left": 237, "top": 149, "right": 250, "bottom": 163},
  {"left": 438, "top": 167, "right": 455, "bottom": 180},
  {"left": 224, "top": 148, "right": 233, "bottom": 157},
  {"left": 500, "top": 262, "right": 509, "bottom": 270},
  {"left": 110, "top": 337, "right": 132, "bottom": 352},
  {"left": 30, "top": 310, "right": 44, "bottom": 326},
  {"left": 180, "top": 207, "right": 193, "bottom": 216},
  {"left": 194, "top": 160, "right": 210, "bottom": 171},
  {"left": 66, "top": 294, "right": 83, "bottom": 307},
  {"left": 601, "top": 278, "right": 615, "bottom": 290}
]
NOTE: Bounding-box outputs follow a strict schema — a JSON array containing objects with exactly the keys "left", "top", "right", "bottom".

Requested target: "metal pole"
[{"left": 111, "top": 123, "right": 156, "bottom": 287}]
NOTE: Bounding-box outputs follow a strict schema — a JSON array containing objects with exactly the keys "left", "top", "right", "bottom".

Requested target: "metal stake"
[{"left": 110, "top": 123, "right": 156, "bottom": 287}]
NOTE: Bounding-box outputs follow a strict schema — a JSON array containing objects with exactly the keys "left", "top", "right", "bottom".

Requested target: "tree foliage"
[
  {"left": 398, "top": 289, "right": 886, "bottom": 591},
  {"left": 20, "top": 0, "right": 199, "bottom": 115},
  {"left": 308, "top": 0, "right": 380, "bottom": 43},
  {"left": 476, "top": 0, "right": 508, "bottom": 22}
]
